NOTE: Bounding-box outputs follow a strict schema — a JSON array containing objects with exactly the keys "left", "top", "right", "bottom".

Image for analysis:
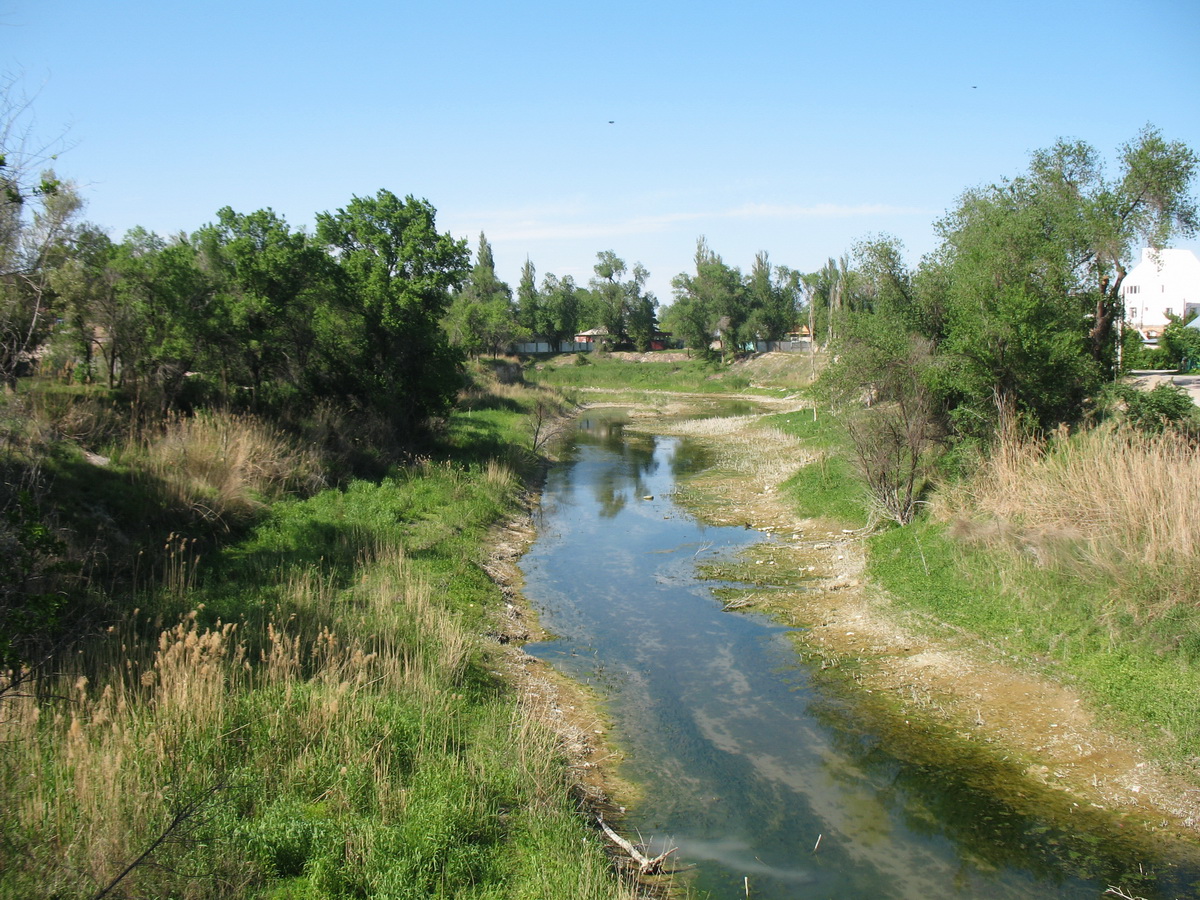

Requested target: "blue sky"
[{"left": 7, "top": 0, "right": 1200, "bottom": 303}]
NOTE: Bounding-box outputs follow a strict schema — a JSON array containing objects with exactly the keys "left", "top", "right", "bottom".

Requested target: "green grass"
[
  {"left": 768, "top": 408, "right": 870, "bottom": 527},
  {"left": 868, "top": 520, "right": 1200, "bottom": 761},
  {"left": 764, "top": 406, "right": 846, "bottom": 451},
  {"left": 527, "top": 354, "right": 758, "bottom": 394}
]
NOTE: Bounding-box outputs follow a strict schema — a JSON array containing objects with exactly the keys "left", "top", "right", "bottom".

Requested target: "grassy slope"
[
  {"left": 767, "top": 385, "right": 1200, "bottom": 766},
  {"left": 0, "top": 377, "right": 633, "bottom": 900},
  {"left": 527, "top": 354, "right": 758, "bottom": 394}
]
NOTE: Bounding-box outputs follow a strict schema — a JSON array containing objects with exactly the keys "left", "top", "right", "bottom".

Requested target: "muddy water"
[{"left": 520, "top": 414, "right": 1200, "bottom": 899}]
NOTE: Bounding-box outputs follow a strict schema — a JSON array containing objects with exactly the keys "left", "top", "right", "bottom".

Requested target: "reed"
[
  {"left": 934, "top": 425, "right": 1200, "bottom": 625},
  {"left": 124, "top": 409, "right": 324, "bottom": 524}
]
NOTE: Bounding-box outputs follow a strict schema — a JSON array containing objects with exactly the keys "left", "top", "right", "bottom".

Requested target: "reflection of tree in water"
[
  {"left": 804, "top": 681, "right": 1195, "bottom": 899},
  {"left": 665, "top": 439, "right": 712, "bottom": 481},
  {"left": 575, "top": 418, "right": 660, "bottom": 518}
]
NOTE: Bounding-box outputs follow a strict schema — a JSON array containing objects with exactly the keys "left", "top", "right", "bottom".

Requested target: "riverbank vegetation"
[
  {"left": 770, "top": 400, "right": 1200, "bottom": 759},
  {"left": 0, "top": 364, "right": 637, "bottom": 900},
  {"left": 768, "top": 128, "right": 1200, "bottom": 768}
]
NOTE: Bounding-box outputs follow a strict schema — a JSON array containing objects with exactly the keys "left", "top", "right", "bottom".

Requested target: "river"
[{"left": 519, "top": 411, "right": 1200, "bottom": 899}]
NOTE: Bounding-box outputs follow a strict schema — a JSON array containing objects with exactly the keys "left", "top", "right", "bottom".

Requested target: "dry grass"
[
  {"left": 647, "top": 414, "right": 815, "bottom": 494},
  {"left": 934, "top": 425, "right": 1200, "bottom": 622},
  {"left": 127, "top": 410, "right": 324, "bottom": 523}
]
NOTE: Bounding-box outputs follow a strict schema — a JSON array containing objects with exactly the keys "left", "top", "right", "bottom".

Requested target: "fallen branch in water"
[{"left": 597, "top": 816, "right": 676, "bottom": 875}]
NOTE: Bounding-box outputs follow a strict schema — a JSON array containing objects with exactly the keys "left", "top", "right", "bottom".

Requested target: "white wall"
[{"left": 1122, "top": 248, "right": 1200, "bottom": 337}]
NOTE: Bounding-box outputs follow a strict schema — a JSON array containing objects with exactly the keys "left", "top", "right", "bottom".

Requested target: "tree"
[
  {"left": 109, "top": 230, "right": 220, "bottom": 411},
  {"left": 590, "top": 250, "right": 629, "bottom": 340},
  {"left": 625, "top": 277, "right": 659, "bottom": 351},
  {"left": 671, "top": 238, "right": 744, "bottom": 357},
  {"left": 586, "top": 251, "right": 656, "bottom": 348},
  {"left": 817, "top": 274, "right": 943, "bottom": 525},
  {"left": 46, "top": 224, "right": 116, "bottom": 383},
  {"left": 515, "top": 258, "right": 542, "bottom": 336},
  {"left": 444, "top": 232, "right": 519, "bottom": 358},
  {"left": 850, "top": 236, "right": 919, "bottom": 326},
  {"left": 316, "top": 190, "right": 469, "bottom": 431},
  {"left": 0, "top": 171, "right": 81, "bottom": 387},
  {"left": 803, "top": 256, "right": 854, "bottom": 348},
  {"left": 540, "top": 273, "right": 579, "bottom": 349},
  {"left": 1052, "top": 129, "right": 1197, "bottom": 370},
  {"left": 744, "top": 251, "right": 800, "bottom": 342},
  {"left": 1160, "top": 315, "right": 1200, "bottom": 372},
  {"left": 194, "top": 207, "right": 337, "bottom": 409},
  {"left": 843, "top": 339, "right": 940, "bottom": 526}
]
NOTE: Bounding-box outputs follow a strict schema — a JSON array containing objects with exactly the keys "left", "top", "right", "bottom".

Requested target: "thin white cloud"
[
  {"left": 723, "top": 202, "right": 932, "bottom": 219},
  {"left": 467, "top": 202, "right": 933, "bottom": 243}
]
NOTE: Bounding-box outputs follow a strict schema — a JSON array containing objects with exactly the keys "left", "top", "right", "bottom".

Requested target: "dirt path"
[
  {"left": 1128, "top": 370, "right": 1200, "bottom": 405},
  {"left": 636, "top": 406, "right": 1200, "bottom": 846}
]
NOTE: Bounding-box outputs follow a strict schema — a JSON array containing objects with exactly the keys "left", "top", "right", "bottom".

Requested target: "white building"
[{"left": 1121, "top": 247, "right": 1200, "bottom": 344}]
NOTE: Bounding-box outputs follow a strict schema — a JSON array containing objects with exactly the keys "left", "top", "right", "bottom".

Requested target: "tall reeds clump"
[
  {"left": 934, "top": 425, "right": 1200, "bottom": 629},
  {"left": 126, "top": 410, "right": 324, "bottom": 524}
]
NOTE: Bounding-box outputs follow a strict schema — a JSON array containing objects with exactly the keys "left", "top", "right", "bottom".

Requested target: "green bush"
[{"left": 1118, "top": 383, "right": 1198, "bottom": 432}]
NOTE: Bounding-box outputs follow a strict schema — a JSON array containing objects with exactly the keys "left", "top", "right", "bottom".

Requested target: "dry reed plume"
[
  {"left": 935, "top": 425, "right": 1200, "bottom": 621},
  {"left": 128, "top": 410, "right": 323, "bottom": 523}
]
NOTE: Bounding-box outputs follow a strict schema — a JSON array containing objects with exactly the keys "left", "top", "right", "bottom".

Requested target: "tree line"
[
  {"left": 2, "top": 179, "right": 479, "bottom": 435},
  {"left": 4, "top": 120, "right": 1196, "bottom": 448},
  {"left": 810, "top": 126, "right": 1198, "bottom": 522}
]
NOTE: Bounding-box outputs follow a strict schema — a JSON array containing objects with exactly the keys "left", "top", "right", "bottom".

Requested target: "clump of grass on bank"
[
  {"left": 1, "top": 376, "right": 638, "bottom": 899},
  {"left": 123, "top": 410, "right": 328, "bottom": 524},
  {"left": 933, "top": 426, "right": 1200, "bottom": 627},
  {"left": 768, "top": 408, "right": 870, "bottom": 527},
  {"left": 869, "top": 424, "right": 1200, "bottom": 761}
]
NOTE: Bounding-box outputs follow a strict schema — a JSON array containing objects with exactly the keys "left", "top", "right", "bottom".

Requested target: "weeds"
[
  {"left": 1, "top": 374, "right": 637, "bottom": 899},
  {"left": 933, "top": 425, "right": 1200, "bottom": 627},
  {"left": 125, "top": 410, "right": 326, "bottom": 525}
]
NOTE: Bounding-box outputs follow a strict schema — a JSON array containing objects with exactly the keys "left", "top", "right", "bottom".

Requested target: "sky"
[{"left": 5, "top": 0, "right": 1200, "bottom": 304}]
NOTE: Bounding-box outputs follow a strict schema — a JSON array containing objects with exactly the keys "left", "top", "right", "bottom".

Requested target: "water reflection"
[{"left": 521, "top": 413, "right": 1200, "bottom": 899}]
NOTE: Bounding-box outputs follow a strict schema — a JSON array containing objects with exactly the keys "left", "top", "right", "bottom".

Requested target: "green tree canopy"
[
  {"left": 317, "top": 190, "right": 469, "bottom": 431},
  {"left": 444, "top": 232, "right": 519, "bottom": 358},
  {"left": 195, "top": 207, "right": 338, "bottom": 409}
]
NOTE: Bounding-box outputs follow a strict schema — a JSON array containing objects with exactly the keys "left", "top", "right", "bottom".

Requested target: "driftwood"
[{"left": 597, "top": 816, "right": 677, "bottom": 875}]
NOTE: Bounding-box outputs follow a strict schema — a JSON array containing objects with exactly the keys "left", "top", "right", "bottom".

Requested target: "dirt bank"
[
  {"left": 481, "top": 392, "right": 1200, "bottom": 894},
  {"left": 638, "top": 406, "right": 1200, "bottom": 846}
]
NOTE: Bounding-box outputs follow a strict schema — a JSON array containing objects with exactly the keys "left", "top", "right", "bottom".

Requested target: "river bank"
[
  {"left": 632, "top": 403, "right": 1200, "bottom": 850},
  {"left": 480, "top": 380, "right": 1200, "bottom": 898}
]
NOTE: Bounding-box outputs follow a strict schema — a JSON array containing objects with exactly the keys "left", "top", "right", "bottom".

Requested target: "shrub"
[{"left": 1121, "top": 383, "right": 1198, "bottom": 432}]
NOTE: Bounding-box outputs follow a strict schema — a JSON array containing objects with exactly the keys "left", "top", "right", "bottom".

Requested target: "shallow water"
[{"left": 520, "top": 414, "right": 1200, "bottom": 899}]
